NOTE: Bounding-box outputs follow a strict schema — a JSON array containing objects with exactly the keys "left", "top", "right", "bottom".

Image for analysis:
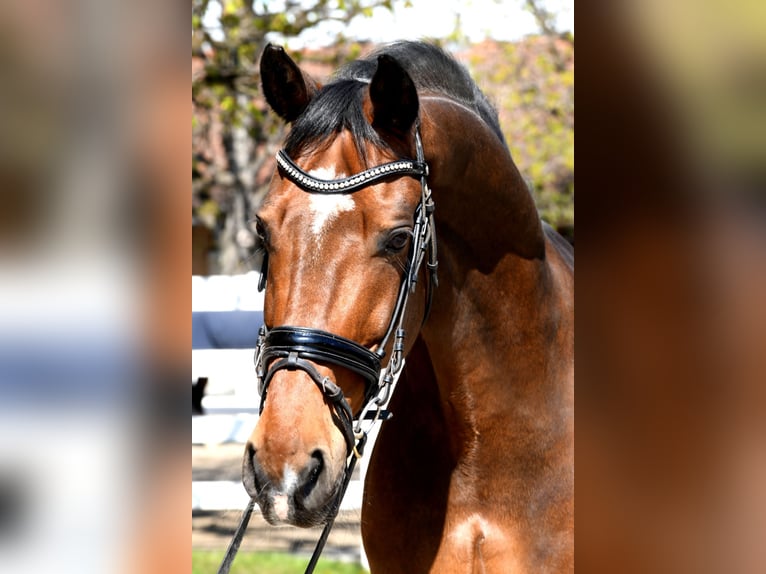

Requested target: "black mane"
[{"left": 284, "top": 41, "right": 505, "bottom": 161}]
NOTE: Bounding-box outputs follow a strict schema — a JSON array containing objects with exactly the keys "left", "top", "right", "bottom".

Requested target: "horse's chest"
[{"left": 431, "top": 513, "right": 522, "bottom": 574}]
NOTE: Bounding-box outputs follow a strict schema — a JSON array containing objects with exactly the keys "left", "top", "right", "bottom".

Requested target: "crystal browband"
[{"left": 276, "top": 150, "right": 428, "bottom": 194}]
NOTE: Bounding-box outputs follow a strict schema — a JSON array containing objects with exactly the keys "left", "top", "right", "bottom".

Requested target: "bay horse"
[{"left": 243, "top": 41, "right": 574, "bottom": 573}]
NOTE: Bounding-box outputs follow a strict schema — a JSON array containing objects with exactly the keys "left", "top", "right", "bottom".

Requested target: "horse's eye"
[
  {"left": 254, "top": 216, "right": 271, "bottom": 248},
  {"left": 385, "top": 229, "right": 411, "bottom": 253}
]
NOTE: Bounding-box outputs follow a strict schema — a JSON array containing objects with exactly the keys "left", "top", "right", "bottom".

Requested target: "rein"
[
  {"left": 217, "top": 434, "right": 367, "bottom": 574},
  {"left": 217, "top": 124, "right": 437, "bottom": 574}
]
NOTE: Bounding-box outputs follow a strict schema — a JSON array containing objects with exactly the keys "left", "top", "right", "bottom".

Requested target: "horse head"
[{"left": 243, "top": 44, "right": 432, "bottom": 527}]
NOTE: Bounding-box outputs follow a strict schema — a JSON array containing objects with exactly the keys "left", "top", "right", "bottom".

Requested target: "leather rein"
[{"left": 217, "top": 125, "right": 437, "bottom": 574}]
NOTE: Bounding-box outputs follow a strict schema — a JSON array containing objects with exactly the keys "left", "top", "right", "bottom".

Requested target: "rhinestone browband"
[{"left": 276, "top": 149, "right": 428, "bottom": 194}]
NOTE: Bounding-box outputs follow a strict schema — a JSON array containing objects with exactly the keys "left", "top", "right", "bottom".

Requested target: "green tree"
[
  {"left": 192, "top": 0, "right": 394, "bottom": 274},
  {"left": 192, "top": 1, "right": 574, "bottom": 275},
  {"left": 466, "top": 36, "right": 573, "bottom": 241}
]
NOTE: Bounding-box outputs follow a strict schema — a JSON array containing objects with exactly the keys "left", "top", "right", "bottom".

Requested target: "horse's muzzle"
[{"left": 242, "top": 442, "right": 340, "bottom": 528}]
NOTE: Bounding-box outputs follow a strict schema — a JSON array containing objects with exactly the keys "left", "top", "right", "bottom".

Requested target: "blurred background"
[
  {"left": 191, "top": 0, "right": 574, "bottom": 277},
  {"left": 0, "top": 0, "right": 764, "bottom": 573}
]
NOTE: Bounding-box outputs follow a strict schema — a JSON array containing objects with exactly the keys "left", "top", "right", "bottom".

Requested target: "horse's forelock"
[{"left": 284, "top": 79, "right": 387, "bottom": 164}]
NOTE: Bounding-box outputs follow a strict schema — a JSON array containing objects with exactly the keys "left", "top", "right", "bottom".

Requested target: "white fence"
[{"left": 192, "top": 272, "right": 374, "bottom": 513}]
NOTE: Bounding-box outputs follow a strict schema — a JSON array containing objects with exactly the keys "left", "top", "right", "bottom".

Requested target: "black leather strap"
[
  {"left": 259, "top": 326, "right": 381, "bottom": 405},
  {"left": 277, "top": 150, "right": 427, "bottom": 194},
  {"left": 258, "top": 349, "right": 356, "bottom": 453}
]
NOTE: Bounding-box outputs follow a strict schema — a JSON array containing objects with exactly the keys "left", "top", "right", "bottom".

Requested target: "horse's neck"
[
  {"left": 421, "top": 244, "right": 571, "bottom": 425},
  {"left": 421, "top": 97, "right": 546, "bottom": 266},
  {"left": 366, "top": 248, "right": 573, "bottom": 567},
  {"left": 419, "top": 104, "right": 574, "bottom": 456},
  {"left": 363, "top": 103, "right": 573, "bottom": 571}
]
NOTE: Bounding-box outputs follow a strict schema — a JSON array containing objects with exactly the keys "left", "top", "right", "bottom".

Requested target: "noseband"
[{"left": 253, "top": 124, "right": 438, "bottom": 454}]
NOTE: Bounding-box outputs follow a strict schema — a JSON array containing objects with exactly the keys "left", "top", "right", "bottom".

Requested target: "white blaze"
[
  {"left": 273, "top": 494, "right": 289, "bottom": 521},
  {"left": 306, "top": 167, "right": 354, "bottom": 238},
  {"left": 281, "top": 465, "right": 299, "bottom": 492},
  {"left": 273, "top": 465, "right": 300, "bottom": 522}
]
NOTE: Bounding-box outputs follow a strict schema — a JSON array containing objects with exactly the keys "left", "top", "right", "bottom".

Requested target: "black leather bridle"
[
  {"left": 218, "top": 125, "right": 437, "bottom": 574},
  {"left": 254, "top": 123, "right": 437, "bottom": 453}
]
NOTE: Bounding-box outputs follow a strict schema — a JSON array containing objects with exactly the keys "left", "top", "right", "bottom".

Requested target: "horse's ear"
[
  {"left": 369, "top": 54, "right": 419, "bottom": 136},
  {"left": 260, "top": 44, "right": 320, "bottom": 123}
]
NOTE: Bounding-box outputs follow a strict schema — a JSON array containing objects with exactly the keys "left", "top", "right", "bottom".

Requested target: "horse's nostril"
[
  {"left": 300, "top": 450, "right": 325, "bottom": 499},
  {"left": 242, "top": 442, "right": 262, "bottom": 496},
  {"left": 310, "top": 450, "right": 324, "bottom": 481}
]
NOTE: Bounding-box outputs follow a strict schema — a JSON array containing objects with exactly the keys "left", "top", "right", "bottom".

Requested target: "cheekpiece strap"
[{"left": 276, "top": 150, "right": 427, "bottom": 194}]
